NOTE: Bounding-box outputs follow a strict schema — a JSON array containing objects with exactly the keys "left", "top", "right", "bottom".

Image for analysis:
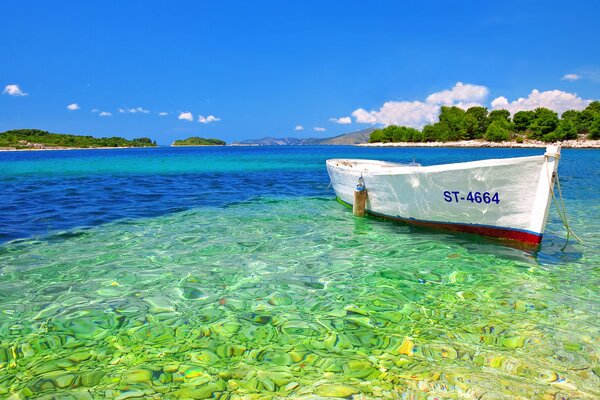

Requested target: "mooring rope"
[
  {"left": 545, "top": 151, "right": 583, "bottom": 246},
  {"left": 552, "top": 171, "right": 583, "bottom": 245}
]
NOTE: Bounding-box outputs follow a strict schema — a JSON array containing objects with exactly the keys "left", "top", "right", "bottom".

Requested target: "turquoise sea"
[{"left": 0, "top": 146, "right": 599, "bottom": 399}]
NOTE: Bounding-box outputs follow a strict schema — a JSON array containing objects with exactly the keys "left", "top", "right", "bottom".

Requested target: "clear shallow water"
[{"left": 0, "top": 146, "right": 599, "bottom": 399}]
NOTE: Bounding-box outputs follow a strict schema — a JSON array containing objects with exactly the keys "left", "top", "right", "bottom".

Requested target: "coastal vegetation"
[
  {"left": 171, "top": 137, "right": 226, "bottom": 146},
  {"left": 0, "top": 129, "right": 157, "bottom": 149},
  {"left": 369, "top": 101, "right": 600, "bottom": 143}
]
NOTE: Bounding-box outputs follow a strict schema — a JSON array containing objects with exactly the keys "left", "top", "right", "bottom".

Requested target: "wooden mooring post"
[
  {"left": 353, "top": 188, "right": 367, "bottom": 217},
  {"left": 353, "top": 175, "right": 367, "bottom": 217}
]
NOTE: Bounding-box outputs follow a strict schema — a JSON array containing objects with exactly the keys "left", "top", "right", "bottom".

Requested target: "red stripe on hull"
[{"left": 371, "top": 213, "right": 543, "bottom": 245}]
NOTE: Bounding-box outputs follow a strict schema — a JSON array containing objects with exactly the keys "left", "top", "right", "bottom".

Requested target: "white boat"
[{"left": 326, "top": 145, "right": 561, "bottom": 245}]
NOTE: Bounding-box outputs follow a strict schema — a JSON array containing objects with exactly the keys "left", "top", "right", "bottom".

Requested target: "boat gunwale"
[{"left": 326, "top": 154, "right": 546, "bottom": 175}]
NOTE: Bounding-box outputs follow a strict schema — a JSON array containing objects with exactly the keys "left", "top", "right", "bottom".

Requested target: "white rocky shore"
[
  {"left": 359, "top": 139, "right": 600, "bottom": 148},
  {"left": 0, "top": 146, "right": 144, "bottom": 152}
]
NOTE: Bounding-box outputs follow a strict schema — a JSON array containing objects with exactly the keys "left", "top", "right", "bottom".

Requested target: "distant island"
[
  {"left": 0, "top": 129, "right": 157, "bottom": 150},
  {"left": 171, "top": 137, "right": 226, "bottom": 146},
  {"left": 232, "top": 128, "right": 375, "bottom": 146}
]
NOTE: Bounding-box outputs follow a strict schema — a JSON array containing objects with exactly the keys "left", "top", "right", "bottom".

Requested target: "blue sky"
[{"left": 1, "top": 1, "right": 599, "bottom": 144}]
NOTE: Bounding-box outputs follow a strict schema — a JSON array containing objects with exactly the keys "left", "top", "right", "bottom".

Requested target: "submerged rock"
[
  {"left": 343, "top": 359, "right": 377, "bottom": 379},
  {"left": 398, "top": 338, "right": 415, "bottom": 356},
  {"left": 123, "top": 369, "right": 152, "bottom": 384},
  {"left": 268, "top": 292, "right": 293, "bottom": 306},
  {"left": 316, "top": 384, "right": 360, "bottom": 397},
  {"left": 175, "top": 380, "right": 226, "bottom": 399},
  {"left": 115, "top": 389, "right": 146, "bottom": 399},
  {"left": 261, "top": 350, "right": 292, "bottom": 366}
]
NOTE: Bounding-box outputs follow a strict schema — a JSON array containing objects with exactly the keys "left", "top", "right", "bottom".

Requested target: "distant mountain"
[
  {"left": 233, "top": 128, "right": 375, "bottom": 146},
  {"left": 318, "top": 128, "right": 375, "bottom": 145},
  {"left": 233, "top": 136, "right": 322, "bottom": 146}
]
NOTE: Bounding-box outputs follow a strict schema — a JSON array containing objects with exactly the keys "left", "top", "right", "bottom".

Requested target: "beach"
[
  {"left": 360, "top": 139, "right": 600, "bottom": 148},
  {"left": 0, "top": 146, "right": 149, "bottom": 152}
]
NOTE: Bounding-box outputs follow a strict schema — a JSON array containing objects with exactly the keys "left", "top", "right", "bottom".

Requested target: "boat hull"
[{"left": 326, "top": 146, "right": 560, "bottom": 245}]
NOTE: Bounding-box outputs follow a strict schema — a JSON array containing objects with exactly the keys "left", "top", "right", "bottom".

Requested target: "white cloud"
[
  {"left": 2, "top": 84, "right": 28, "bottom": 96},
  {"left": 158, "top": 112, "right": 168, "bottom": 116},
  {"left": 66, "top": 103, "right": 80, "bottom": 111},
  {"left": 352, "top": 82, "right": 488, "bottom": 129},
  {"left": 350, "top": 82, "right": 594, "bottom": 129},
  {"left": 352, "top": 101, "right": 440, "bottom": 129},
  {"left": 198, "top": 115, "right": 220, "bottom": 123},
  {"left": 99, "top": 111, "right": 112, "bottom": 117},
  {"left": 453, "top": 102, "right": 487, "bottom": 110},
  {"left": 119, "top": 107, "right": 150, "bottom": 114},
  {"left": 178, "top": 112, "right": 194, "bottom": 121},
  {"left": 491, "top": 89, "right": 591, "bottom": 115},
  {"left": 91, "top": 108, "right": 99, "bottom": 113},
  {"left": 425, "top": 82, "right": 488, "bottom": 105},
  {"left": 313, "top": 127, "right": 327, "bottom": 132},
  {"left": 330, "top": 116, "right": 352, "bottom": 125},
  {"left": 561, "top": 73, "right": 581, "bottom": 81},
  {"left": 352, "top": 108, "right": 379, "bottom": 124},
  {"left": 294, "top": 125, "right": 304, "bottom": 131}
]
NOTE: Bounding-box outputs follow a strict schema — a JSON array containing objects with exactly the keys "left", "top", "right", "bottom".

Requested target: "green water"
[{"left": 1, "top": 197, "right": 599, "bottom": 399}]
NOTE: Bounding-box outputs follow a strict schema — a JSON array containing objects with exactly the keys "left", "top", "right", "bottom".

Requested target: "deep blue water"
[{"left": 0, "top": 145, "right": 598, "bottom": 244}]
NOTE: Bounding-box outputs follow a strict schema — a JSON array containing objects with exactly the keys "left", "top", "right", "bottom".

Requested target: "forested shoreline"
[
  {"left": 369, "top": 102, "right": 600, "bottom": 143},
  {"left": 0, "top": 129, "right": 157, "bottom": 149}
]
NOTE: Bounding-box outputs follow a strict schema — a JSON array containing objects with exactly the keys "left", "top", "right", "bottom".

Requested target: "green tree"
[
  {"left": 528, "top": 108, "right": 559, "bottom": 140},
  {"left": 377, "top": 126, "right": 392, "bottom": 142},
  {"left": 430, "top": 121, "right": 453, "bottom": 142},
  {"left": 369, "top": 129, "right": 384, "bottom": 143},
  {"left": 422, "top": 125, "right": 437, "bottom": 142},
  {"left": 561, "top": 110, "right": 580, "bottom": 121},
  {"left": 485, "top": 120, "right": 510, "bottom": 142},
  {"left": 489, "top": 109, "right": 511, "bottom": 123},
  {"left": 553, "top": 118, "right": 578, "bottom": 140},
  {"left": 133, "top": 137, "right": 155, "bottom": 145},
  {"left": 589, "top": 114, "right": 600, "bottom": 140},
  {"left": 385, "top": 126, "right": 398, "bottom": 142},
  {"left": 393, "top": 126, "right": 408, "bottom": 142},
  {"left": 577, "top": 110, "right": 595, "bottom": 134},
  {"left": 513, "top": 110, "right": 535, "bottom": 132},
  {"left": 438, "top": 106, "right": 466, "bottom": 141},
  {"left": 388, "top": 126, "right": 403, "bottom": 142},
  {"left": 407, "top": 126, "right": 422, "bottom": 142},
  {"left": 464, "top": 106, "right": 489, "bottom": 138},
  {"left": 369, "top": 126, "right": 424, "bottom": 143},
  {"left": 411, "top": 129, "right": 424, "bottom": 142},
  {"left": 462, "top": 114, "right": 479, "bottom": 139},
  {"left": 585, "top": 101, "right": 600, "bottom": 114}
]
